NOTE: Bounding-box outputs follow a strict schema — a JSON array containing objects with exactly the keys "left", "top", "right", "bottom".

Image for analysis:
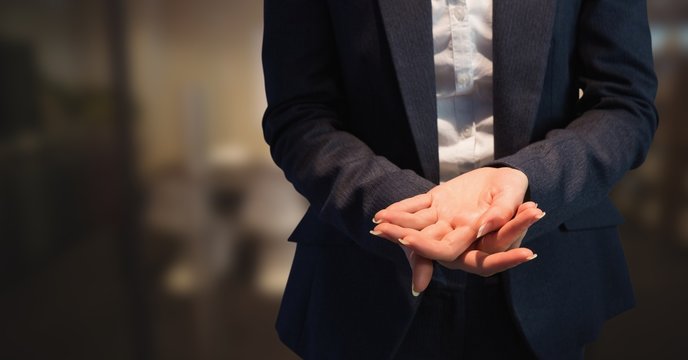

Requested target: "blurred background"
[{"left": 0, "top": 0, "right": 686, "bottom": 359}]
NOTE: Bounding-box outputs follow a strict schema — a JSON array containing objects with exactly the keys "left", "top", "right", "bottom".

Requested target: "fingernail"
[
  {"left": 536, "top": 212, "right": 546, "bottom": 219},
  {"left": 372, "top": 218, "right": 382, "bottom": 224},
  {"left": 369, "top": 230, "right": 382, "bottom": 236},
  {"left": 398, "top": 238, "right": 410, "bottom": 246},
  {"left": 526, "top": 253, "right": 538, "bottom": 261},
  {"left": 477, "top": 222, "right": 490, "bottom": 238},
  {"left": 411, "top": 283, "right": 420, "bottom": 297}
]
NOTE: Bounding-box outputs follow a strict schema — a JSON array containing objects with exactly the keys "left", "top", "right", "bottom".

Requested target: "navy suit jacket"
[{"left": 262, "top": 0, "right": 657, "bottom": 358}]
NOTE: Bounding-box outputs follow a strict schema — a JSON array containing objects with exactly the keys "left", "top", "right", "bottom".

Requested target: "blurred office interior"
[{"left": 0, "top": 0, "right": 686, "bottom": 359}]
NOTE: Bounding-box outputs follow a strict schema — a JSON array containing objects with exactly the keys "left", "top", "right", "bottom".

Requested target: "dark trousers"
[{"left": 393, "top": 267, "right": 536, "bottom": 360}]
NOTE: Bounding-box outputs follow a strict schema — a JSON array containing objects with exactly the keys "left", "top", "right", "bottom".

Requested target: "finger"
[
  {"left": 473, "top": 205, "right": 514, "bottom": 239},
  {"left": 404, "top": 226, "right": 475, "bottom": 262},
  {"left": 475, "top": 201, "right": 535, "bottom": 243},
  {"left": 419, "top": 220, "right": 454, "bottom": 239},
  {"left": 385, "top": 193, "right": 432, "bottom": 213},
  {"left": 473, "top": 190, "right": 527, "bottom": 238},
  {"left": 495, "top": 207, "right": 545, "bottom": 247},
  {"left": 374, "top": 221, "right": 453, "bottom": 249},
  {"left": 508, "top": 231, "right": 527, "bottom": 250},
  {"left": 372, "top": 222, "right": 422, "bottom": 245},
  {"left": 443, "top": 247, "right": 537, "bottom": 277},
  {"left": 411, "top": 254, "right": 434, "bottom": 296},
  {"left": 517, "top": 201, "right": 538, "bottom": 213},
  {"left": 478, "top": 208, "right": 545, "bottom": 253},
  {"left": 403, "top": 248, "right": 434, "bottom": 297},
  {"left": 441, "top": 226, "right": 480, "bottom": 260},
  {"left": 373, "top": 208, "right": 437, "bottom": 230},
  {"left": 505, "top": 210, "right": 546, "bottom": 249}
]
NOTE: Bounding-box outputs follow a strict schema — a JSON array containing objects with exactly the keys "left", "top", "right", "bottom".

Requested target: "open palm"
[{"left": 372, "top": 167, "right": 543, "bottom": 294}]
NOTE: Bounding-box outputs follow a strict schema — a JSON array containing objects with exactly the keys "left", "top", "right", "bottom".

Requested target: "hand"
[
  {"left": 374, "top": 200, "right": 543, "bottom": 294},
  {"left": 476, "top": 201, "right": 544, "bottom": 253},
  {"left": 371, "top": 167, "right": 542, "bottom": 294},
  {"left": 374, "top": 167, "right": 530, "bottom": 260}
]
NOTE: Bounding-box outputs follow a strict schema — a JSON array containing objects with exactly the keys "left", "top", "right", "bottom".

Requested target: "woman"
[{"left": 261, "top": 0, "right": 657, "bottom": 358}]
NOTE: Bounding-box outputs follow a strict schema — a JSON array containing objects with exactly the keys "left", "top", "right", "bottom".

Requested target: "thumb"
[
  {"left": 408, "top": 251, "right": 433, "bottom": 296},
  {"left": 478, "top": 204, "right": 544, "bottom": 253},
  {"left": 474, "top": 195, "right": 518, "bottom": 239},
  {"left": 474, "top": 169, "right": 528, "bottom": 238}
]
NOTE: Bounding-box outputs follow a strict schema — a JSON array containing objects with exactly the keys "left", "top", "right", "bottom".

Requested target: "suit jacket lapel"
[
  {"left": 377, "top": 0, "right": 557, "bottom": 178},
  {"left": 493, "top": 0, "right": 557, "bottom": 158},
  {"left": 377, "top": 0, "right": 439, "bottom": 183}
]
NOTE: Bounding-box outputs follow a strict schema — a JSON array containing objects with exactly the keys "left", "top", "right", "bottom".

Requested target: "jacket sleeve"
[
  {"left": 496, "top": 0, "right": 658, "bottom": 240},
  {"left": 261, "top": 0, "right": 435, "bottom": 261}
]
